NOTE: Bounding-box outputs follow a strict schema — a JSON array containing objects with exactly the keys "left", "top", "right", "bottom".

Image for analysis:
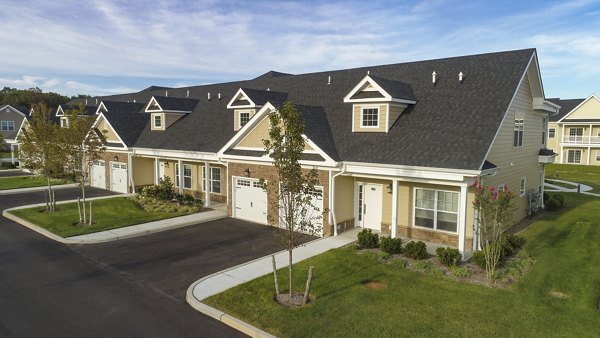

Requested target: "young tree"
[
  {"left": 62, "top": 104, "right": 105, "bottom": 223},
  {"left": 18, "top": 103, "right": 64, "bottom": 211},
  {"left": 472, "top": 181, "right": 515, "bottom": 281},
  {"left": 262, "top": 101, "right": 322, "bottom": 303}
]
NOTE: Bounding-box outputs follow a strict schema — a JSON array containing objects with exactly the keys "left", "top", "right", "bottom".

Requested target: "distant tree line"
[{"left": 0, "top": 87, "right": 90, "bottom": 110}]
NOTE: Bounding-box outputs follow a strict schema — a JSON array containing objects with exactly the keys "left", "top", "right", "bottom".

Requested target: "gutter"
[{"left": 330, "top": 163, "right": 347, "bottom": 236}]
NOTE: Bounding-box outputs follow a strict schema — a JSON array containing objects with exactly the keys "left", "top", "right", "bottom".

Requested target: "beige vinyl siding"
[
  {"left": 233, "top": 109, "right": 256, "bottom": 131},
  {"left": 353, "top": 104, "right": 388, "bottom": 132},
  {"left": 547, "top": 122, "right": 559, "bottom": 151},
  {"left": 150, "top": 113, "right": 164, "bottom": 131},
  {"left": 563, "top": 96, "right": 600, "bottom": 120},
  {"left": 132, "top": 157, "right": 154, "bottom": 186},
  {"left": 98, "top": 117, "right": 120, "bottom": 142},
  {"left": 484, "top": 73, "right": 544, "bottom": 221},
  {"left": 388, "top": 104, "right": 406, "bottom": 131},
  {"left": 237, "top": 115, "right": 270, "bottom": 148},
  {"left": 334, "top": 176, "right": 354, "bottom": 222}
]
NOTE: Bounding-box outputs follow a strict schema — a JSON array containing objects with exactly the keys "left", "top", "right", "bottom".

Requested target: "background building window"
[
  {"left": 1, "top": 121, "right": 15, "bottom": 131},
  {"left": 568, "top": 128, "right": 583, "bottom": 142},
  {"left": 548, "top": 128, "right": 555, "bottom": 138},
  {"left": 567, "top": 149, "right": 581, "bottom": 163},
  {"left": 414, "top": 188, "right": 459, "bottom": 232},
  {"left": 361, "top": 108, "right": 379, "bottom": 127}
]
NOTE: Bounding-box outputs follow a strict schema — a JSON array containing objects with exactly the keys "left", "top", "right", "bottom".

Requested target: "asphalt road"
[
  {"left": 0, "top": 170, "right": 31, "bottom": 178},
  {"left": 0, "top": 187, "right": 245, "bottom": 337}
]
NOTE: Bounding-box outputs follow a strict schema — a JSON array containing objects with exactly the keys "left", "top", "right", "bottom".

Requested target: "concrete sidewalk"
[
  {"left": 3, "top": 197, "right": 228, "bottom": 244},
  {"left": 0, "top": 183, "right": 78, "bottom": 195},
  {"left": 186, "top": 228, "right": 360, "bottom": 337},
  {"left": 544, "top": 179, "right": 600, "bottom": 197}
]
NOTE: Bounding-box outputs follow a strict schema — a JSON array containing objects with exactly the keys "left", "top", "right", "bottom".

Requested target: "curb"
[
  {"left": 0, "top": 183, "right": 78, "bottom": 196},
  {"left": 3, "top": 195, "right": 227, "bottom": 244}
]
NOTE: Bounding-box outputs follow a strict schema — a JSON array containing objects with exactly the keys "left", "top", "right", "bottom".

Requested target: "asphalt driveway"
[
  {"left": 0, "top": 170, "right": 31, "bottom": 178},
  {"left": 73, "top": 218, "right": 314, "bottom": 300},
  {"left": 0, "top": 187, "right": 244, "bottom": 337}
]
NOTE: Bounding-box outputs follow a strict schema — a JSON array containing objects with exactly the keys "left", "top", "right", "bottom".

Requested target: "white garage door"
[
  {"left": 110, "top": 162, "right": 128, "bottom": 193},
  {"left": 90, "top": 160, "right": 106, "bottom": 189},
  {"left": 279, "top": 187, "right": 324, "bottom": 236},
  {"left": 234, "top": 177, "right": 268, "bottom": 224}
]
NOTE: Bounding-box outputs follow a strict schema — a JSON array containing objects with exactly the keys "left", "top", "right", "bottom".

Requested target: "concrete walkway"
[
  {"left": 3, "top": 197, "right": 228, "bottom": 244},
  {"left": 186, "top": 228, "right": 360, "bottom": 337},
  {"left": 544, "top": 179, "right": 600, "bottom": 197}
]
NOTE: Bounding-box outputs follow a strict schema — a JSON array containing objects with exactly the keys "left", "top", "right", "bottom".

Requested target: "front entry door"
[{"left": 362, "top": 184, "right": 383, "bottom": 231}]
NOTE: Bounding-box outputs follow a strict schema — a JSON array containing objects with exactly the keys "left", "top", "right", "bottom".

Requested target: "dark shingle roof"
[
  {"left": 153, "top": 96, "right": 199, "bottom": 112},
  {"left": 368, "top": 75, "right": 416, "bottom": 101},
  {"left": 539, "top": 148, "right": 556, "bottom": 156},
  {"left": 102, "top": 110, "right": 148, "bottom": 147},
  {"left": 82, "top": 48, "right": 536, "bottom": 170},
  {"left": 102, "top": 101, "right": 146, "bottom": 114},
  {"left": 547, "top": 98, "right": 585, "bottom": 122},
  {"left": 241, "top": 88, "right": 288, "bottom": 107},
  {"left": 59, "top": 104, "right": 98, "bottom": 116}
]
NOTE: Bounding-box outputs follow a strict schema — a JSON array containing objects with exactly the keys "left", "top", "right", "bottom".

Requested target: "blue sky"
[{"left": 0, "top": 0, "right": 598, "bottom": 98}]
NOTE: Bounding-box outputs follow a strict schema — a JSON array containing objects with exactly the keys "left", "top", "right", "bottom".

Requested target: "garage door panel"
[
  {"left": 234, "top": 178, "right": 267, "bottom": 224},
  {"left": 91, "top": 160, "right": 106, "bottom": 189},
  {"left": 110, "top": 162, "right": 128, "bottom": 194}
]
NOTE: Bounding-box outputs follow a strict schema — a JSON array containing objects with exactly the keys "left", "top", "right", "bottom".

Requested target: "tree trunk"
[
  {"left": 81, "top": 173, "right": 87, "bottom": 203},
  {"left": 303, "top": 266, "right": 314, "bottom": 305},
  {"left": 88, "top": 202, "right": 93, "bottom": 226},
  {"left": 52, "top": 190, "right": 56, "bottom": 211},
  {"left": 46, "top": 176, "right": 54, "bottom": 212},
  {"left": 44, "top": 189, "right": 49, "bottom": 211},
  {"left": 82, "top": 198, "right": 87, "bottom": 224},
  {"left": 288, "top": 243, "right": 293, "bottom": 298},
  {"left": 272, "top": 255, "right": 279, "bottom": 296},
  {"left": 77, "top": 197, "right": 82, "bottom": 223}
]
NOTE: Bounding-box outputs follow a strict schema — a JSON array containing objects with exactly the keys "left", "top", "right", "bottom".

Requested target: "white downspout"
[
  {"left": 128, "top": 153, "right": 134, "bottom": 193},
  {"left": 330, "top": 164, "right": 346, "bottom": 236}
]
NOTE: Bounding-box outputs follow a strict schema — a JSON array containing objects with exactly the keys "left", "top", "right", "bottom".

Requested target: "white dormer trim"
[
  {"left": 90, "top": 112, "right": 127, "bottom": 149},
  {"left": 557, "top": 94, "right": 600, "bottom": 123},
  {"left": 218, "top": 102, "right": 276, "bottom": 155},
  {"left": 56, "top": 106, "right": 65, "bottom": 116},
  {"left": 145, "top": 97, "right": 163, "bottom": 112},
  {"left": 95, "top": 101, "right": 108, "bottom": 115},
  {"left": 344, "top": 75, "right": 392, "bottom": 103},
  {"left": 0, "top": 104, "right": 27, "bottom": 118},
  {"left": 226, "top": 88, "right": 261, "bottom": 109}
]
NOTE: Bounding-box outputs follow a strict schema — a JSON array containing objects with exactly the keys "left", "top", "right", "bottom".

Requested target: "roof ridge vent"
[
  {"left": 218, "top": 93, "right": 221, "bottom": 100},
  {"left": 459, "top": 72, "right": 464, "bottom": 83},
  {"left": 165, "top": 90, "right": 168, "bottom": 97},
  {"left": 85, "top": 99, "right": 88, "bottom": 105},
  {"left": 186, "top": 90, "right": 190, "bottom": 97},
  {"left": 432, "top": 71, "right": 437, "bottom": 85},
  {"left": 95, "top": 98, "right": 98, "bottom": 104},
  {"left": 267, "top": 88, "right": 270, "bottom": 91},
  {"left": 367, "top": 70, "right": 370, "bottom": 75},
  {"left": 208, "top": 92, "right": 211, "bottom": 101},
  {"left": 134, "top": 99, "right": 136, "bottom": 103},
  {"left": 327, "top": 75, "right": 331, "bottom": 85}
]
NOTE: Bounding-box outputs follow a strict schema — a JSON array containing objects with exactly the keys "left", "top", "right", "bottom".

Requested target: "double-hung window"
[
  {"left": 548, "top": 128, "right": 555, "bottom": 139},
  {"left": 239, "top": 111, "right": 250, "bottom": 128},
  {"left": 1, "top": 121, "right": 15, "bottom": 131},
  {"left": 568, "top": 128, "right": 583, "bottom": 142},
  {"left": 203, "top": 167, "right": 221, "bottom": 194},
  {"left": 567, "top": 149, "right": 581, "bottom": 163},
  {"left": 153, "top": 114, "right": 163, "bottom": 129},
  {"left": 183, "top": 164, "right": 192, "bottom": 189},
  {"left": 361, "top": 107, "right": 379, "bottom": 127},
  {"left": 414, "top": 189, "right": 459, "bottom": 233},
  {"left": 513, "top": 118, "right": 524, "bottom": 147}
]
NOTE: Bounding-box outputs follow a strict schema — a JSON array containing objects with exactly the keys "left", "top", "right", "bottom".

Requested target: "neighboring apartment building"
[
  {"left": 0, "top": 104, "right": 28, "bottom": 163},
  {"left": 547, "top": 95, "right": 600, "bottom": 165},
  {"left": 28, "top": 48, "right": 556, "bottom": 254}
]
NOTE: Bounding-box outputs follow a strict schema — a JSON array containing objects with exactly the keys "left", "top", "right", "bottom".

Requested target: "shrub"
[
  {"left": 404, "top": 241, "right": 428, "bottom": 260},
  {"left": 0, "top": 162, "right": 17, "bottom": 169},
  {"left": 543, "top": 192, "right": 550, "bottom": 203},
  {"left": 471, "top": 250, "right": 486, "bottom": 269},
  {"left": 380, "top": 236, "right": 403, "bottom": 254},
  {"left": 389, "top": 258, "right": 406, "bottom": 269},
  {"left": 141, "top": 177, "right": 175, "bottom": 201},
  {"left": 553, "top": 194, "right": 565, "bottom": 204},
  {"left": 436, "top": 247, "right": 462, "bottom": 267},
  {"left": 450, "top": 266, "right": 472, "bottom": 278},
  {"left": 357, "top": 229, "right": 379, "bottom": 249},
  {"left": 499, "top": 233, "right": 525, "bottom": 257},
  {"left": 545, "top": 196, "right": 562, "bottom": 211}
]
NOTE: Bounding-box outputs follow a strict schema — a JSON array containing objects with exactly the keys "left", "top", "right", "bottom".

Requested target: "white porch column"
[
  {"left": 10, "top": 144, "right": 15, "bottom": 164},
  {"left": 204, "top": 161, "right": 211, "bottom": 207},
  {"left": 128, "top": 153, "right": 134, "bottom": 193},
  {"left": 178, "top": 159, "right": 184, "bottom": 195},
  {"left": 154, "top": 158, "right": 160, "bottom": 185},
  {"left": 588, "top": 146, "right": 591, "bottom": 165},
  {"left": 458, "top": 184, "right": 468, "bottom": 254},
  {"left": 391, "top": 179, "right": 398, "bottom": 238}
]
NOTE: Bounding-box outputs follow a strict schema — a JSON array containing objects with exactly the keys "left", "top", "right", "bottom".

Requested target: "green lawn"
[
  {"left": 0, "top": 152, "right": 11, "bottom": 158},
  {"left": 546, "top": 163, "right": 600, "bottom": 193},
  {"left": 0, "top": 176, "right": 65, "bottom": 190},
  {"left": 545, "top": 179, "right": 576, "bottom": 189},
  {"left": 9, "top": 197, "right": 195, "bottom": 238},
  {"left": 205, "top": 193, "right": 600, "bottom": 337}
]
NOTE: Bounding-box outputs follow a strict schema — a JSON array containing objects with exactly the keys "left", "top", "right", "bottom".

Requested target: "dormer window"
[
  {"left": 239, "top": 111, "right": 251, "bottom": 128},
  {"left": 154, "top": 114, "right": 163, "bottom": 128},
  {"left": 361, "top": 107, "right": 379, "bottom": 127},
  {"left": 60, "top": 117, "right": 69, "bottom": 128}
]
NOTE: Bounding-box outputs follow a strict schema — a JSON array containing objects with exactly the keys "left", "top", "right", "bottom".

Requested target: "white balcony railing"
[{"left": 561, "top": 136, "right": 600, "bottom": 144}]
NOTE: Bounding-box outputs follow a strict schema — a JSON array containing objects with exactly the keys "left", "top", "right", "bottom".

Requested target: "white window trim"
[
  {"left": 359, "top": 105, "right": 380, "bottom": 128},
  {"left": 412, "top": 188, "right": 459, "bottom": 234},
  {"left": 238, "top": 110, "right": 251, "bottom": 129},
  {"left": 203, "top": 167, "right": 222, "bottom": 194},
  {"left": 519, "top": 177, "right": 526, "bottom": 197},
  {"left": 548, "top": 128, "right": 555, "bottom": 139},
  {"left": 183, "top": 164, "right": 192, "bottom": 189},
  {"left": 542, "top": 117, "right": 547, "bottom": 145},
  {"left": 1, "top": 120, "right": 15, "bottom": 131},
  {"left": 513, "top": 118, "right": 524, "bottom": 148},
  {"left": 153, "top": 114, "right": 163, "bottom": 128}
]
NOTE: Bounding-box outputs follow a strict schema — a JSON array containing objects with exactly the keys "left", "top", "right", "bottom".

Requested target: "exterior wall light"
[{"left": 244, "top": 168, "right": 251, "bottom": 177}]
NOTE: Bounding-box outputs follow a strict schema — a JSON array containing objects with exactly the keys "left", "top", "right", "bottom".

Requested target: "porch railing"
[{"left": 562, "top": 135, "right": 600, "bottom": 144}]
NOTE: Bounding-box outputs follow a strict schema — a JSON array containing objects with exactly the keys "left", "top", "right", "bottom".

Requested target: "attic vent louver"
[
  {"left": 432, "top": 71, "right": 437, "bottom": 84},
  {"left": 459, "top": 72, "right": 464, "bottom": 83}
]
